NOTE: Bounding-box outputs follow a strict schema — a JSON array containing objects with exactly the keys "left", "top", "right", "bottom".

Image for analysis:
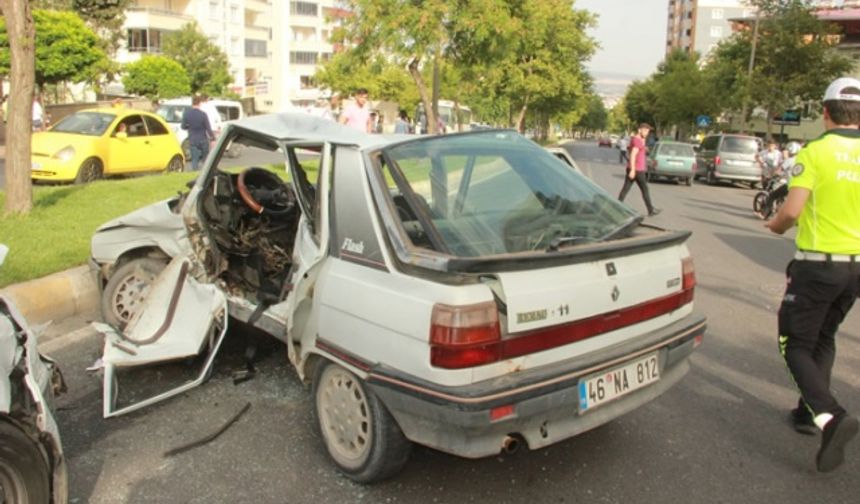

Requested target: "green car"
[{"left": 646, "top": 141, "right": 697, "bottom": 186}]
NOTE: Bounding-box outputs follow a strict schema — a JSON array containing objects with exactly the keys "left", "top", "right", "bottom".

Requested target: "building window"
[
  {"left": 710, "top": 26, "right": 723, "bottom": 37},
  {"left": 245, "top": 39, "right": 268, "bottom": 57},
  {"left": 712, "top": 8, "right": 724, "bottom": 19},
  {"left": 127, "top": 28, "right": 169, "bottom": 53},
  {"left": 300, "top": 75, "right": 316, "bottom": 89},
  {"left": 210, "top": 1, "right": 219, "bottom": 20},
  {"left": 230, "top": 5, "right": 239, "bottom": 23},
  {"left": 290, "top": 51, "right": 318, "bottom": 64},
  {"left": 231, "top": 36, "right": 240, "bottom": 56},
  {"left": 290, "top": 1, "right": 318, "bottom": 16},
  {"left": 685, "top": 28, "right": 692, "bottom": 36}
]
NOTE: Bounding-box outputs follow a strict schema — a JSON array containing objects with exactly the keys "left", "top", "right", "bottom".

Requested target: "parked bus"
[{"left": 415, "top": 100, "right": 472, "bottom": 134}]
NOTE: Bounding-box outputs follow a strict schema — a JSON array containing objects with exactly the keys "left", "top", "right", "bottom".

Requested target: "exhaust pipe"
[{"left": 501, "top": 435, "right": 521, "bottom": 454}]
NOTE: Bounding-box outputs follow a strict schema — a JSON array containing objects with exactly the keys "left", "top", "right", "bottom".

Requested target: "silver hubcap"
[
  {"left": 112, "top": 270, "right": 155, "bottom": 324},
  {"left": 318, "top": 367, "right": 371, "bottom": 467}
]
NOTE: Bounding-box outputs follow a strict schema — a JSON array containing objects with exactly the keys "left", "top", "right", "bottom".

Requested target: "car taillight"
[
  {"left": 714, "top": 155, "right": 721, "bottom": 166},
  {"left": 430, "top": 301, "right": 501, "bottom": 369},
  {"left": 691, "top": 162, "right": 697, "bottom": 171},
  {"left": 682, "top": 256, "right": 696, "bottom": 303}
]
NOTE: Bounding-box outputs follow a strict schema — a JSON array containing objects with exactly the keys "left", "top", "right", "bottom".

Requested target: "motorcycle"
[{"left": 753, "top": 171, "right": 788, "bottom": 220}]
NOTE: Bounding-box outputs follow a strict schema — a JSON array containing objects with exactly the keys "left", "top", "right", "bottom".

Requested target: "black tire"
[
  {"left": 753, "top": 192, "right": 768, "bottom": 218},
  {"left": 75, "top": 157, "right": 103, "bottom": 184},
  {"left": 166, "top": 154, "right": 184, "bottom": 173},
  {"left": 313, "top": 361, "right": 412, "bottom": 483},
  {"left": 0, "top": 421, "right": 51, "bottom": 504},
  {"left": 101, "top": 257, "right": 168, "bottom": 329}
]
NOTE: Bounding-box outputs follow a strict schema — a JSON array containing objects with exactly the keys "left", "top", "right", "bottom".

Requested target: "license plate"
[
  {"left": 578, "top": 353, "right": 659, "bottom": 413},
  {"left": 31, "top": 162, "right": 42, "bottom": 170},
  {"left": 668, "top": 160, "right": 683, "bottom": 166}
]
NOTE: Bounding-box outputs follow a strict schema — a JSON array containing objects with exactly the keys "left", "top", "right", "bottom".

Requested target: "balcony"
[
  {"left": 126, "top": 7, "right": 193, "bottom": 31},
  {"left": 245, "top": 0, "right": 271, "bottom": 13},
  {"left": 245, "top": 25, "right": 270, "bottom": 39}
]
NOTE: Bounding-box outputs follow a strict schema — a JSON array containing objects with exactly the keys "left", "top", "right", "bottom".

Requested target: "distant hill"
[{"left": 590, "top": 71, "right": 644, "bottom": 107}]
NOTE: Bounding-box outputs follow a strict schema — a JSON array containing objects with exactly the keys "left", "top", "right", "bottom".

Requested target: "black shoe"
[
  {"left": 790, "top": 407, "right": 817, "bottom": 436},
  {"left": 648, "top": 208, "right": 661, "bottom": 216},
  {"left": 817, "top": 413, "right": 859, "bottom": 472}
]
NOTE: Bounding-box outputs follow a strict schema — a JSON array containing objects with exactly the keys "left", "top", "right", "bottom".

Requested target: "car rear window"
[
  {"left": 721, "top": 137, "right": 759, "bottom": 154},
  {"left": 379, "top": 131, "right": 638, "bottom": 257},
  {"left": 659, "top": 144, "right": 694, "bottom": 157}
]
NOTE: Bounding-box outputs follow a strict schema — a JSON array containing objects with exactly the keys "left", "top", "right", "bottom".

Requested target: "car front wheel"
[
  {"left": 313, "top": 361, "right": 411, "bottom": 483},
  {"left": 101, "top": 257, "right": 168, "bottom": 329},
  {"left": 0, "top": 421, "right": 52, "bottom": 504},
  {"left": 75, "top": 158, "right": 103, "bottom": 184}
]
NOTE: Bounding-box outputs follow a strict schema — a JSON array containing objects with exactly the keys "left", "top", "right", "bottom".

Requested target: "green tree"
[
  {"left": 162, "top": 22, "right": 231, "bottom": 95},
  {"left": 606, "top": 99, "right": 629, "bottom": 134},
  {"left": 624, "top": 78, "right": 659, "bottom": 131},
  {"left": 0, "top": 10, "right": 105, "bottom": 91},
  {"left": 575, "top": 94, "right": 608, "bottom": 135},
  {"left": 123, "top": 55, "right": 191, "bottom": 102},
  {"left": 652, "top": 49, "right": 720, "bottom": 138},
  {"left": 707, "top": 0, "right": 853, "bottom": 135}
]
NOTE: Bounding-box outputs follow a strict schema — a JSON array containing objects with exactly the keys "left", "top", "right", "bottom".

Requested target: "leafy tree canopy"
[
  {"left": 0, "top": 9, "right": 106, "bottom": 88},
  {"left": 122, "top": 55, "right": 191, "bottom": 101},
  {"left": 161, "top": 22, "right": 232, "bottom": 95}
]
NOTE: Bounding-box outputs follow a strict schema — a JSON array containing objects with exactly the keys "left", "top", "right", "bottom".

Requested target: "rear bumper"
[
  {"left": 713, "top": 170, "right": 760, "bottom": 182},
  {"left": 367, "top": 313, "right": 706, "bottom": 458}
]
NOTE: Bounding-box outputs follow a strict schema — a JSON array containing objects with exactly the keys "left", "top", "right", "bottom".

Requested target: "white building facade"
[
  {"left": 666, "top": 0, "right": 752, "bottom": 59},
  {"left": 119, "top": 0, "right": 344, "bottom": 113}
]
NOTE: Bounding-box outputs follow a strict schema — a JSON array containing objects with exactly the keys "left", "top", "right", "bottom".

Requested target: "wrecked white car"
[
  {"left": 91, "top": 114, "right": 706, "bottom": 482},
  {"left": 0, "top": 245, "right": 67, "bottom": 503}
]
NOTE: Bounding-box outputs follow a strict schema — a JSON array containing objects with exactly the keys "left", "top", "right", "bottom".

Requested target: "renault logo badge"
[
  {"left": 606, "top": 262, "right": 617, "bottom": 276},
  {"left": 611, "top": 285, "right": 620, "bottom": 302}
]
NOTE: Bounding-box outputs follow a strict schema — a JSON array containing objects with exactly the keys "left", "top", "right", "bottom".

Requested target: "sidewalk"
[{"left": 1, "top": 265, "right": 99, "bottom": 326}]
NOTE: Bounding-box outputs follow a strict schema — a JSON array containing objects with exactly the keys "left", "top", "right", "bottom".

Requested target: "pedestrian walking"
[
  {"left": 200, "top": 94, "right": 223, "bottom": 140},
  {"left": 394, "top": 110, "right": 411, "bottom": 134},
  {"left": 32, "top": 96, "right": 44, "bottom": 132},
  {"left": 339, "top": 88, "right": 372, "bottom": 133},
  {"left": 181, "top": 95, "right": 215, "bottom": 171},
  {"left": 618, "top": 123, "right": 660, "bottom": 216},
  {"left": 766, "top": 77, "right": 860, "bottom": 473},
  {"left": 617, "top": 134, "right": 629, "bottom": 165}
]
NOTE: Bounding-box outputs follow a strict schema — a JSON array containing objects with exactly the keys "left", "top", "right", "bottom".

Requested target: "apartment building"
[
  {"left": 119, "top": 0, "right": 344, "bottom": 113},
  {"left": 666, "top": 0, "right": 752, "bottom": 58}
]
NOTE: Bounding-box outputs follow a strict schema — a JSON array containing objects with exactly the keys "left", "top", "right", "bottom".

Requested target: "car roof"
[
  {"left": 230, "top": 113, "right": 413, "bottom": 149},
  {"left": 161, "top": 97, "right": 241, "bottom": 106}
]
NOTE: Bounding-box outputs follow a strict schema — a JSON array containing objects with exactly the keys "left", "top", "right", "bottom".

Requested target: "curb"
[{"left": 0, "top": 265, "right": 99, "bottom": 325}]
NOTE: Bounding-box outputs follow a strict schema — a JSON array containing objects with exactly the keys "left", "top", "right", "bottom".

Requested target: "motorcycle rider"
[
  {"left": 758, "top": 141, "right": 802, "bottom": 218},
  {"left": 756, "top": 139, "right": 784, "bottom": 186}
]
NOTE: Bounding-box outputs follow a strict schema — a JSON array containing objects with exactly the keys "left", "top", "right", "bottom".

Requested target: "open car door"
[{"left": 94, "top": 256, "right": 228, "bottom": 418}]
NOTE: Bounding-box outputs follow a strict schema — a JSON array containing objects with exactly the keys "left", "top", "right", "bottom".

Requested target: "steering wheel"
[{"left": 236, "top": 167, "right": 295, "bottom": 217}]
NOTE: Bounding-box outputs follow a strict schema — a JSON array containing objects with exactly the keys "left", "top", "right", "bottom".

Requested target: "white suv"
[
  {"left": 156, "top": 97, "right": 243, "bottom": 160},
  {"left": 90, "top": 116, "right": 706, "bottom": 483}
]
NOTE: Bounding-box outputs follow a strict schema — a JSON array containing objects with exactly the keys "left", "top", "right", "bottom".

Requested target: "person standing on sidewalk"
[
  {"left": 339, "top": 88, "right": 372, "bottom": 133},
  {"left": 766, "top": 77, "right": 860, "bottom": 473},
  {"left": 616, "top": 134, "right": 629, "bottom": 165},
  {"left": 618, "top": 123, "right": 660, "bottom": 216},
  {"left": 181, "top": 95, "right": 215, "bottom": 171}
]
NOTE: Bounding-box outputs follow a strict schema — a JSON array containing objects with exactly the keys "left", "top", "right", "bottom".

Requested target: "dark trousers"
[
  {"left": 778, "top": 260, "right": 860, "bottom": 417},
  {"left": 189, "top": 140, "right": 210, "bottom": 171},
  {"left": 619, "top": 150, "right": 628, "bottom": 165},
  {"left": 618, "top": 171, "right": 655, "bottom": 214}
]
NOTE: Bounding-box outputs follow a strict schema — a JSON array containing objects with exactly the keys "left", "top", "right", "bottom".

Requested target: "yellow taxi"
[{"left": 31, "top": 108, "right": 184, "bottom": 183}]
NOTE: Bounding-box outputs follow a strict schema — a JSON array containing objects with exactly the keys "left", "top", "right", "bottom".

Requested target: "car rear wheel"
[
  {"left": 101, "top": 257, "right": 168, "bottom": 329},
  {"left": 0, "top": 421, "right": 51, "bottom": 504},
  {"left": 75, "top": 158, "right": 103, "bottom": 184},
  {"left": 313, "top": 361, "right": 411, "bottom": 483},
  {"left": 166, "top": 155, "right": 184, "bottom": 173},
  {"left": 685, "top": 177, "right": 692, "bottom": 186}
]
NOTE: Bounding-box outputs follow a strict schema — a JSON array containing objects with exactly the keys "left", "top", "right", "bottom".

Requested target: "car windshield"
[
  {"left": 721, "top": 137, "right": 759, "bottom": 154},
  {"left": 156, "top": 104, "right": 189, "bottom": 123},
  {"left": 659, "top": 144, "right": 695, "bottom": 157},
  {"left": 51, "top": 112, "right": 115, "bottom": 136},
  {"left": 378, "top": 131, "right": 638, "bottom": 257}
]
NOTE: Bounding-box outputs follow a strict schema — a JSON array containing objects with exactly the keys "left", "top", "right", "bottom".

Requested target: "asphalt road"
[{"left": 40, "top": 141, "right": 860, "bottom": 503}]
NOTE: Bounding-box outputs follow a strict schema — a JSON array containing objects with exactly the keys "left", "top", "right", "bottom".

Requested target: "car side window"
[
  {"left": 143, "top": 115, "right": 169, "bottom": 135},
  {"left": 701, "top": 136, "right": 719, "bottom": 151},
  {"left": 217, "top": 105, "right": 241, "bottom": 121},
  {"left": 118, "top": 115, "right": 148, "bottom": 137}
]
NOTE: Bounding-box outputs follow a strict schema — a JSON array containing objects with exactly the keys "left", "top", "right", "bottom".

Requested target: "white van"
[{"left": 156, "top": 98, "right": 243, "bottom": 159}]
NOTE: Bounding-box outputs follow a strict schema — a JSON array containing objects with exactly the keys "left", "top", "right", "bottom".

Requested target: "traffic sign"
[{"left": 696, "top": 115, "right": 712, "bottom": 128}]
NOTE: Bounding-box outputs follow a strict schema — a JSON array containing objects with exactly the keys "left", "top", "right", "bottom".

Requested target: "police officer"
[{"left": 766, "top": 77, "right": 860, "bottom": 472}]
